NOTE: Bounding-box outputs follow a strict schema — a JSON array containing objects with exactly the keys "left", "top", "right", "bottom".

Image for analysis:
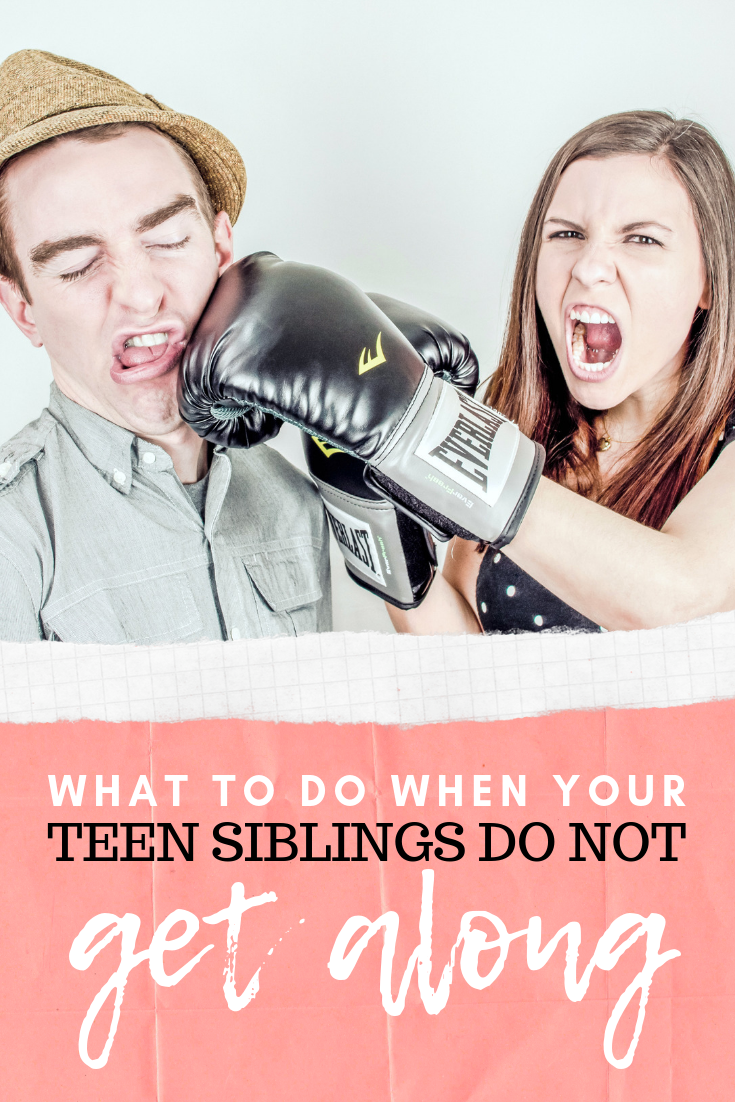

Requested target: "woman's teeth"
[
  {"left": 571, "top": 321, "right": 616, "bottom": 373},
  {"left": 124, "top": 332, "right": 168, "bottom": 348},
  {"left": 570, "top": 308, "right": 615, "bottom": 325},
  {"left": 568, "top": 307, "right": 622, "bottom": 375}
]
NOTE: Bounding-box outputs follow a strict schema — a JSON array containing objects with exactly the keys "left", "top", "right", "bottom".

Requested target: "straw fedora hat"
[{"left": 0, "top": 49, "right": 246, "bottom": 223}]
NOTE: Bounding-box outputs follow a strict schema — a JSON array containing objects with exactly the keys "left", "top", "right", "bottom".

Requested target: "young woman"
[{"left": 388, "top": 111, "right": 735, "bottom": 634}]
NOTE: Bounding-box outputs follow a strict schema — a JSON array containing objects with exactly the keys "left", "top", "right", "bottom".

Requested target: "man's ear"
[
  {"left": 212, "top": 211, "right": 235, "bottom": 277},
  {"left": 0, "top": 277, "right": 42, "bottom": 347}
]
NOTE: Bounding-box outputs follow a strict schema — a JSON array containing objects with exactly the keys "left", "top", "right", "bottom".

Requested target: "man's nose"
[
  {"left": 571, "top": 242, "right": 617, "bottom": 288},
  {"left": 109, "top": 248, "right": 165, "bottom": 318}
]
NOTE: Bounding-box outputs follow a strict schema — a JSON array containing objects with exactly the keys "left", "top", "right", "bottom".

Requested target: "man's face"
[{"left": 0, "top": 127, "right": 233, "bottom": 436}]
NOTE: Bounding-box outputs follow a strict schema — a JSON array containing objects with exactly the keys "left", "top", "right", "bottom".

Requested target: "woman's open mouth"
[{"left": 565, "top": 306, "right": 623, "bottom": 382}]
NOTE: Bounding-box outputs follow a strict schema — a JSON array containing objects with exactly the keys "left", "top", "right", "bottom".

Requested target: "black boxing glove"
[
  {"left": 366, "top": 292, "right": 479, "bottom": 394},
  {"left": 180, "top": 263, "right": 283, "bottom": 448},
  {"left": 305, "top": 434, "right": 437, "bottom": 608},
  {"left": 179, "top": 253, "right": 544, "bottom": 547},
  {"left": 305, "top": 295, "right": 479, "bottom": 608}
]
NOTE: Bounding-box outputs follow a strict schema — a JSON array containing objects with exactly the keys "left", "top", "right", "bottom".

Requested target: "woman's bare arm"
[
  {"left": 386, "top": 541, "right": 483, "bottom": 634},
  {"left": 390, "top": 443, "right": 735, "bottom": 634},
  {"left": 504, "top": 444, "right": 735, "bottom": 628}
]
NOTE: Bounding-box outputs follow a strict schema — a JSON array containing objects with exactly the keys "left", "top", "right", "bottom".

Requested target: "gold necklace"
[{"left": 597, "top": 417, "right": 638, "bottom": 452}]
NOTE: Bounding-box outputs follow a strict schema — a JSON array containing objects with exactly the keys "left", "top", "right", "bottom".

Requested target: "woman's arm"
[
  {"left": 386, "top": 542, "right": 483, "bottom": 634},
  {"left": 391, "top": 442, "right": 735, "bottom": 635},
  {"left": 504, "top": 445, "right": 735, "bottom": 629}
]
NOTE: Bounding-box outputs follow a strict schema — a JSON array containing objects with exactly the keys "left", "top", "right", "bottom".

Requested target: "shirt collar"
[{"left": 47, "top": 383, "right": 173, "bottom": 494}]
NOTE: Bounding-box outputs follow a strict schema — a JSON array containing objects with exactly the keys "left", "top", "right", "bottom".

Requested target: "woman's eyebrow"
[
  {"left": 619, "top": 220, "right": 673, "bottom": 235},
  {"left": 544, "top": 217, "right": 584, "bottom": 231}
]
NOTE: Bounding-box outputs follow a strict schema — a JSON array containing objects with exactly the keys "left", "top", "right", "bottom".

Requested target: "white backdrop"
[{"left": 0, "top": 0, "right": 731, "bottom": 631}]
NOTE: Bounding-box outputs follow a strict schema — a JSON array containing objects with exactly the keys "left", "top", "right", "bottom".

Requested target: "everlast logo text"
[
  {"left": 329, "top": 515, "right": 378, "bottom": 574},
  {"left": 428, "top": 392, "right": 504, "bottom": 492}
]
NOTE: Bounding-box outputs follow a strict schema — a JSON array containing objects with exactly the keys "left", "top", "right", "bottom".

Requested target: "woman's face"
[{"left": 535, "top": 153, "right": 708, "bottom": 411}]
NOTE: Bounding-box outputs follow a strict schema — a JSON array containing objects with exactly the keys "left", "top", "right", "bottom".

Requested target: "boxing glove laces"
[
  {"left": 304, "top": 294, "right": 479, "bottom": 608},
  {"left": 179, "top": 253, "right": 545, "bottom": 548}
]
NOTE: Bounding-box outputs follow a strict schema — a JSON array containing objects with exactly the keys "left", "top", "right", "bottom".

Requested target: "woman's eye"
[
  {"left": 627, "top": 234, "right": 661, "bottom": 246},
  {"left": 549, "top": 230, "right": 584, "bottom": 241}
]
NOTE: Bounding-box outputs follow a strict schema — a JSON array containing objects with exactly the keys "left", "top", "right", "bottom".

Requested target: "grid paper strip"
[{"left": 1, "top": 612, "right": 734, "bottom": 725}]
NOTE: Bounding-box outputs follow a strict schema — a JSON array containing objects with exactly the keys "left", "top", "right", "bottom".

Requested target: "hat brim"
[{"left": 0, "top": 103, "right": 246, "bottom": 224}]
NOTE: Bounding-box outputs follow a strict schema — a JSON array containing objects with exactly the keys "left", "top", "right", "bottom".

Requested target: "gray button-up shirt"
[{"left": 0, "top": 385, "right": 331, "bottom": 642}]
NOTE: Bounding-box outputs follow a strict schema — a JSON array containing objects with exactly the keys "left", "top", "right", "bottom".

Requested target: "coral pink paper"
[{"left": 0, "top": 702, "right": 731, "bottom": 1100}]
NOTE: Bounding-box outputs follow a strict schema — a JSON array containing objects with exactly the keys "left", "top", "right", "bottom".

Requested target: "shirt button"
[
  {"left": 534, "top": 614, "right": 544, "bottom": 627},
  {"left": 142, "top": 452, "right": 156, "bottom": 465},
  {"left": 493, "top": 553, "right": 501, "bottom": 564},
  {"left": 0, "top": 461, "right": 11, "bottom": 479},
  {"left": 480, "top": 602, "right": 487, "bottom": 614},
  {"left": 113, "top": 469, "right": 126, "bottom": 485},
  {"left": 231, "top": 627, "right": 241, "bottom": 640},
  {"left": 506, "top": 585, "right": 516, "bottom": 597}
]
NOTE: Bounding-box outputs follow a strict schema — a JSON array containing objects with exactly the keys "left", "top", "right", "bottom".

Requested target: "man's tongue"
[
  {"left": 575, "top": 320, "right": 622, "bottom": 365},
  {"left": 119, "top": 341, "right": 169, "bottom": 369}
]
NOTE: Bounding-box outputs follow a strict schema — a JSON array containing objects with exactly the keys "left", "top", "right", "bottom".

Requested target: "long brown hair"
[{"left": 484, "top": 111, "right": 735, "bottom": 529}]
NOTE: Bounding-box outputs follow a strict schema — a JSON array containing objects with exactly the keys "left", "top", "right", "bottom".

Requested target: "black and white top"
[{"left": 475, "top": 414, "right": 735, "bottom": 635}]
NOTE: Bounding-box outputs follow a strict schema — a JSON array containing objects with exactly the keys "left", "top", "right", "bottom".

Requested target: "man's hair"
[{"left": 0, "top": 121, "right": 216, "bottom": 302}]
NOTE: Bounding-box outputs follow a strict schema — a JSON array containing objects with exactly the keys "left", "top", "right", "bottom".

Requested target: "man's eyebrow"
[
  {"left": 30, "top": 234, "right": 103, "bottom": 269},
  {"left": 135, "top": 194, "right": 199, "bottom": 233},
  {"left": 28, "top": 195, "right": 200, "bottom": 270}
]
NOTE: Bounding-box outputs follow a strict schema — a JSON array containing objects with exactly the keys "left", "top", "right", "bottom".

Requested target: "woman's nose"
[{"left": 571, "top": 243, "right": 617, "bottom": 288}]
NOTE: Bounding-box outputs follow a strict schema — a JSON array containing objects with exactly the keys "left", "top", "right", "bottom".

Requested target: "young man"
[{"left": 0, "top": 50, "right": 330, "bottom": 643}]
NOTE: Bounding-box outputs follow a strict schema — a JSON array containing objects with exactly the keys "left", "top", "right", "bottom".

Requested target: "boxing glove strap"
[
  {"left": 369, "top": 378, "right": 545, "bottom": 546},
  {"left": 363, "top": 468, "right": 465, "bottom": 542}
]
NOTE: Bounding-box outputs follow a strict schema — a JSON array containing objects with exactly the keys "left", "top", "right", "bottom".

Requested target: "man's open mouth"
[
  {"left": 566, "top": 307, "right": 622, "bottom": 379},
  {"left": 119, "top": 331, "right": 170, "bottom": 369},
  {"left": 110, "top": 328, "right": 186, "bottom": 386}
]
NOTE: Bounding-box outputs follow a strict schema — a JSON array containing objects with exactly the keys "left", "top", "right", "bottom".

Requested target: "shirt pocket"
[
  {"left": 43, "top": 571, "right": 204, "bottom": 644},
  {"left": 241, "top": 536, "right": 323, "bottom": 636}
]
